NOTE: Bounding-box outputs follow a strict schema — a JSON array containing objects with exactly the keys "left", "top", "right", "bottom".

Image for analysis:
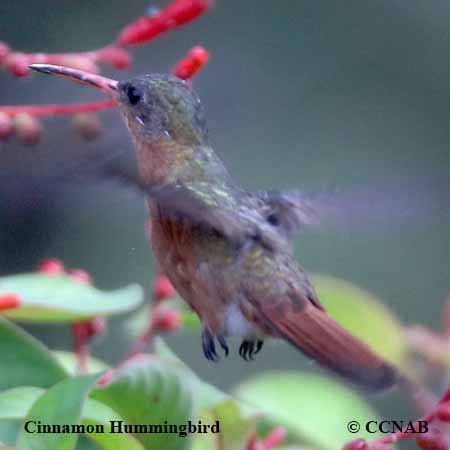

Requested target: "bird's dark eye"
[
  {"left": 267, "top": 214, "right": 279, "bottom": 226},
  {"left": 126, "top": 85, "right": 142, "bottom": 105}
]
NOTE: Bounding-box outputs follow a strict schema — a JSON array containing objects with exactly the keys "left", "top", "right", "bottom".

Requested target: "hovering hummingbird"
[{"left": 30, "top": 63, "right": 397, "bottom": 391}]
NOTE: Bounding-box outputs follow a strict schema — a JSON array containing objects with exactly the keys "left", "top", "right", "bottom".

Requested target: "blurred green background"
[{"left": 0, "top": 0, "right": 449, "bottom": 425}]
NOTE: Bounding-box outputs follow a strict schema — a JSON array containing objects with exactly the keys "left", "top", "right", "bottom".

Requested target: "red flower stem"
[
  {"left": 439, "top": 386, "right": 450, "bottom": 404},
  {"left": 25, "top": 45, "right": 121, "bottom": 63},
  {"left": 71, "top": 323, "right": 90, "bottom": 374},
  {"left": 0, "top": 99, "right": 116, "bottom": 117},
  {"left": 122, "top": 298, "right": 160, "bottom": 364},
  {"left": 2, "top": 0, "right": 212, "bottom": 74}
]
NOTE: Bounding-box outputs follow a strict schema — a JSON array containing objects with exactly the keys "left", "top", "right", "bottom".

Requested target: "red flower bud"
[
  {"left": 154, "top": 275, "right": 176, "bottom": 302},
  {"left": 38, "top": 259, "right": 65, "bottom": 274},
  {"left": 173, "top": 45, "right": 210, "bottom": 80},
  {"left": 98, "top": 47, "right": 131, "bottom": 69},
  {"left": 153, "top": 309, "right": 182, "bottom": 332},
  {"left": 118, "top": 0, "right": 212, "bottom": 46},
  {"left": 97, "top": 370, "right": 114, "bottom": 386},
  {"left": 164, "top": 0, "right": 213, "bottom": 28},
  {"left": 5, "top": 53, "right": 30, "bottom": 77},
  {"left": 0, "top": 112, "right": 13, "bottom": 140},
  {"left": 0, "top": 294, "right": 21, "bottom": 311},
  {"left": 416, "top": 429, "right": 449, "bottom": 450},
  {"left": 343, "top": 439, "right": 368, "bottom": 450},
  {"left": 111, "top": 51, "right": 131, "bottom": 69},
  {"left": 72, "top": 317, "right": 106, "bottom": 340},
  {"left": 85, "top": 317, "right": 107, "bottom": 338},
  {"left": 72, "top": 113, "right": 102, "bottom": 140},
  {"left": 262, "top": 426, "right": 287, "bottom": 449},
  {"left": 436, "top": 403, "right": 450, "bottom": 422},
  {"left": 13, "top": 113, "right": 42, "bottom": 145},
  {"left": 69, "top": 269, "right": 92, "bottom": 285}
]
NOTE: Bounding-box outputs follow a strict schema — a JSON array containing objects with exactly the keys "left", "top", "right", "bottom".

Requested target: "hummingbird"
[{"left": 30, "top": 63, "right": 397, "bottom": 391}]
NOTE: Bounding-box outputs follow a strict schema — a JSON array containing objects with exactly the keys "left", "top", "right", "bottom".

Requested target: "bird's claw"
[
  {"left": 218, "top": 334, "right": 229, "bottom": 357},
  {"left": 202, "top": 329, "right": 229, "bottom": 361},
  {"left": 239, "top": 339, "right": 264, "bottom": 361}
]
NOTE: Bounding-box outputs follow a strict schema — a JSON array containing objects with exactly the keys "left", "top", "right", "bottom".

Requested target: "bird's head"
[
  {"left": 29, "top": 65, "right": 208, "bottom": 148},
  {"left": 117, "top": 74, "right": 208, "bottom": 146}
]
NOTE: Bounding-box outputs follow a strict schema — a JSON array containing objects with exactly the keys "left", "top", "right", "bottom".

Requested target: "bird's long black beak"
[{"left": 29, "top": 64, "right": 119, "bottom": 97}]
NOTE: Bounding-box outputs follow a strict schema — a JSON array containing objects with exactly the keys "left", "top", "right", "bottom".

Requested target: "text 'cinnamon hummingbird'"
[{"left": 30, "top": 63, "right": 397, "bottom": 391}]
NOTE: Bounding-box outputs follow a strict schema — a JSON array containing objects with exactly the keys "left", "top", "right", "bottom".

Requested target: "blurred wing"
[
  {"left": 258, "top": 176, "right": 447, "bottom": 236},
  {"left": 257, "top": 189, "right": 320, "bottom": 239},
  {"left": 104, "top": 164, "right": 286, "bottom": 249},
  {"left": 247, "top": 286, "right": 397, "bottom": 391}
]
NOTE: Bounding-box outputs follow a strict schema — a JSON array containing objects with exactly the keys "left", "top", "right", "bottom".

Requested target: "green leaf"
[
  {"left": 313, "top": 274, "right": 408, "bottom": 367},
  {"left": 53, "top": 352, "right": 109, "bottom": 376},
  {"left": 0, "top": 274, "right": 143, "bottom": 323},
  {"left": 0, "top": 421, "right": 22, "bottom": 448},
  {"left": 92, "top": 355, "right": 195, "bottom": 450},
  {"left": 0, "top": 318, "right": 67, "bottom": 391},
  {"left": 18, "top": 374, "right": 100, "bottom": 450},
  {"left": 0, "top": 387, "right": 44, "bottom": 420},
  {"left": 233, "top": 371, "right": 381, "bottom": 450},
  {"left": 0, "top": 387, "right": 144, "bottom": 450},
  {"left": 155, "top": 341, "right": 264, "bottom": 449},
  {"left": 154, "top": 338, "right": 229, "bottom": 409},
  {"left": 191, "top": 400, "right": 259, "bottom": 450}
]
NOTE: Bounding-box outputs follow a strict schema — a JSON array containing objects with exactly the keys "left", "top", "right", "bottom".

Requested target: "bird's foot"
[
  {"left": 239, "top": 339, "right": 264, "bottom": 361},
  {"left": 202, "top": 329, "right": 229, "bottom": 361},
  {"left": 218, "top": 334, "right": 229, "bottom": 357}
]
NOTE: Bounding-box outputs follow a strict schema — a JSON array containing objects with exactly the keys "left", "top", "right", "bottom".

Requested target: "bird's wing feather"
[
  {"left": 245, "top": 283, "right": 397, "bottom": 391},
  {"left": 127, "top": 176, "right": 288, "bottom": 250},
  {"left": 101, "top": 164, "right": 261, "bottom": 244}
]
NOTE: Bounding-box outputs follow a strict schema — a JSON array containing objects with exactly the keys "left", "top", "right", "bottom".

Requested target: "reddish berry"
[
  {"left": 153, "top": 309, "right": 182, "bottom": 331},
  {"left": 69, "top": 269, "right": 92, "bottom": 285},
  {"left": 0, "top": 112, "right": 13, "bottom": 140},
  {"left": 437, "top": 403, "right": 450, "bottom": 422},
  {"left": 72, "top": 113, "right": 102, "bottom": 140},
  {"left": 154, "top": 275, "right": 176, "bottom": 302},
  {"left": 38, "top": 259, "right": 65, "bottom": 274},
  {"left": 0, "top": 294, "right": 21, "bottom": 311},
  {"left": 13, "top": 113, "right": 42, "bottom": 145},
  {"left": 343, "top": 439, "right": 368, "bottom": 450},
  {"left": 416, "top": 429, "right": 449, "bottom": 450}
]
